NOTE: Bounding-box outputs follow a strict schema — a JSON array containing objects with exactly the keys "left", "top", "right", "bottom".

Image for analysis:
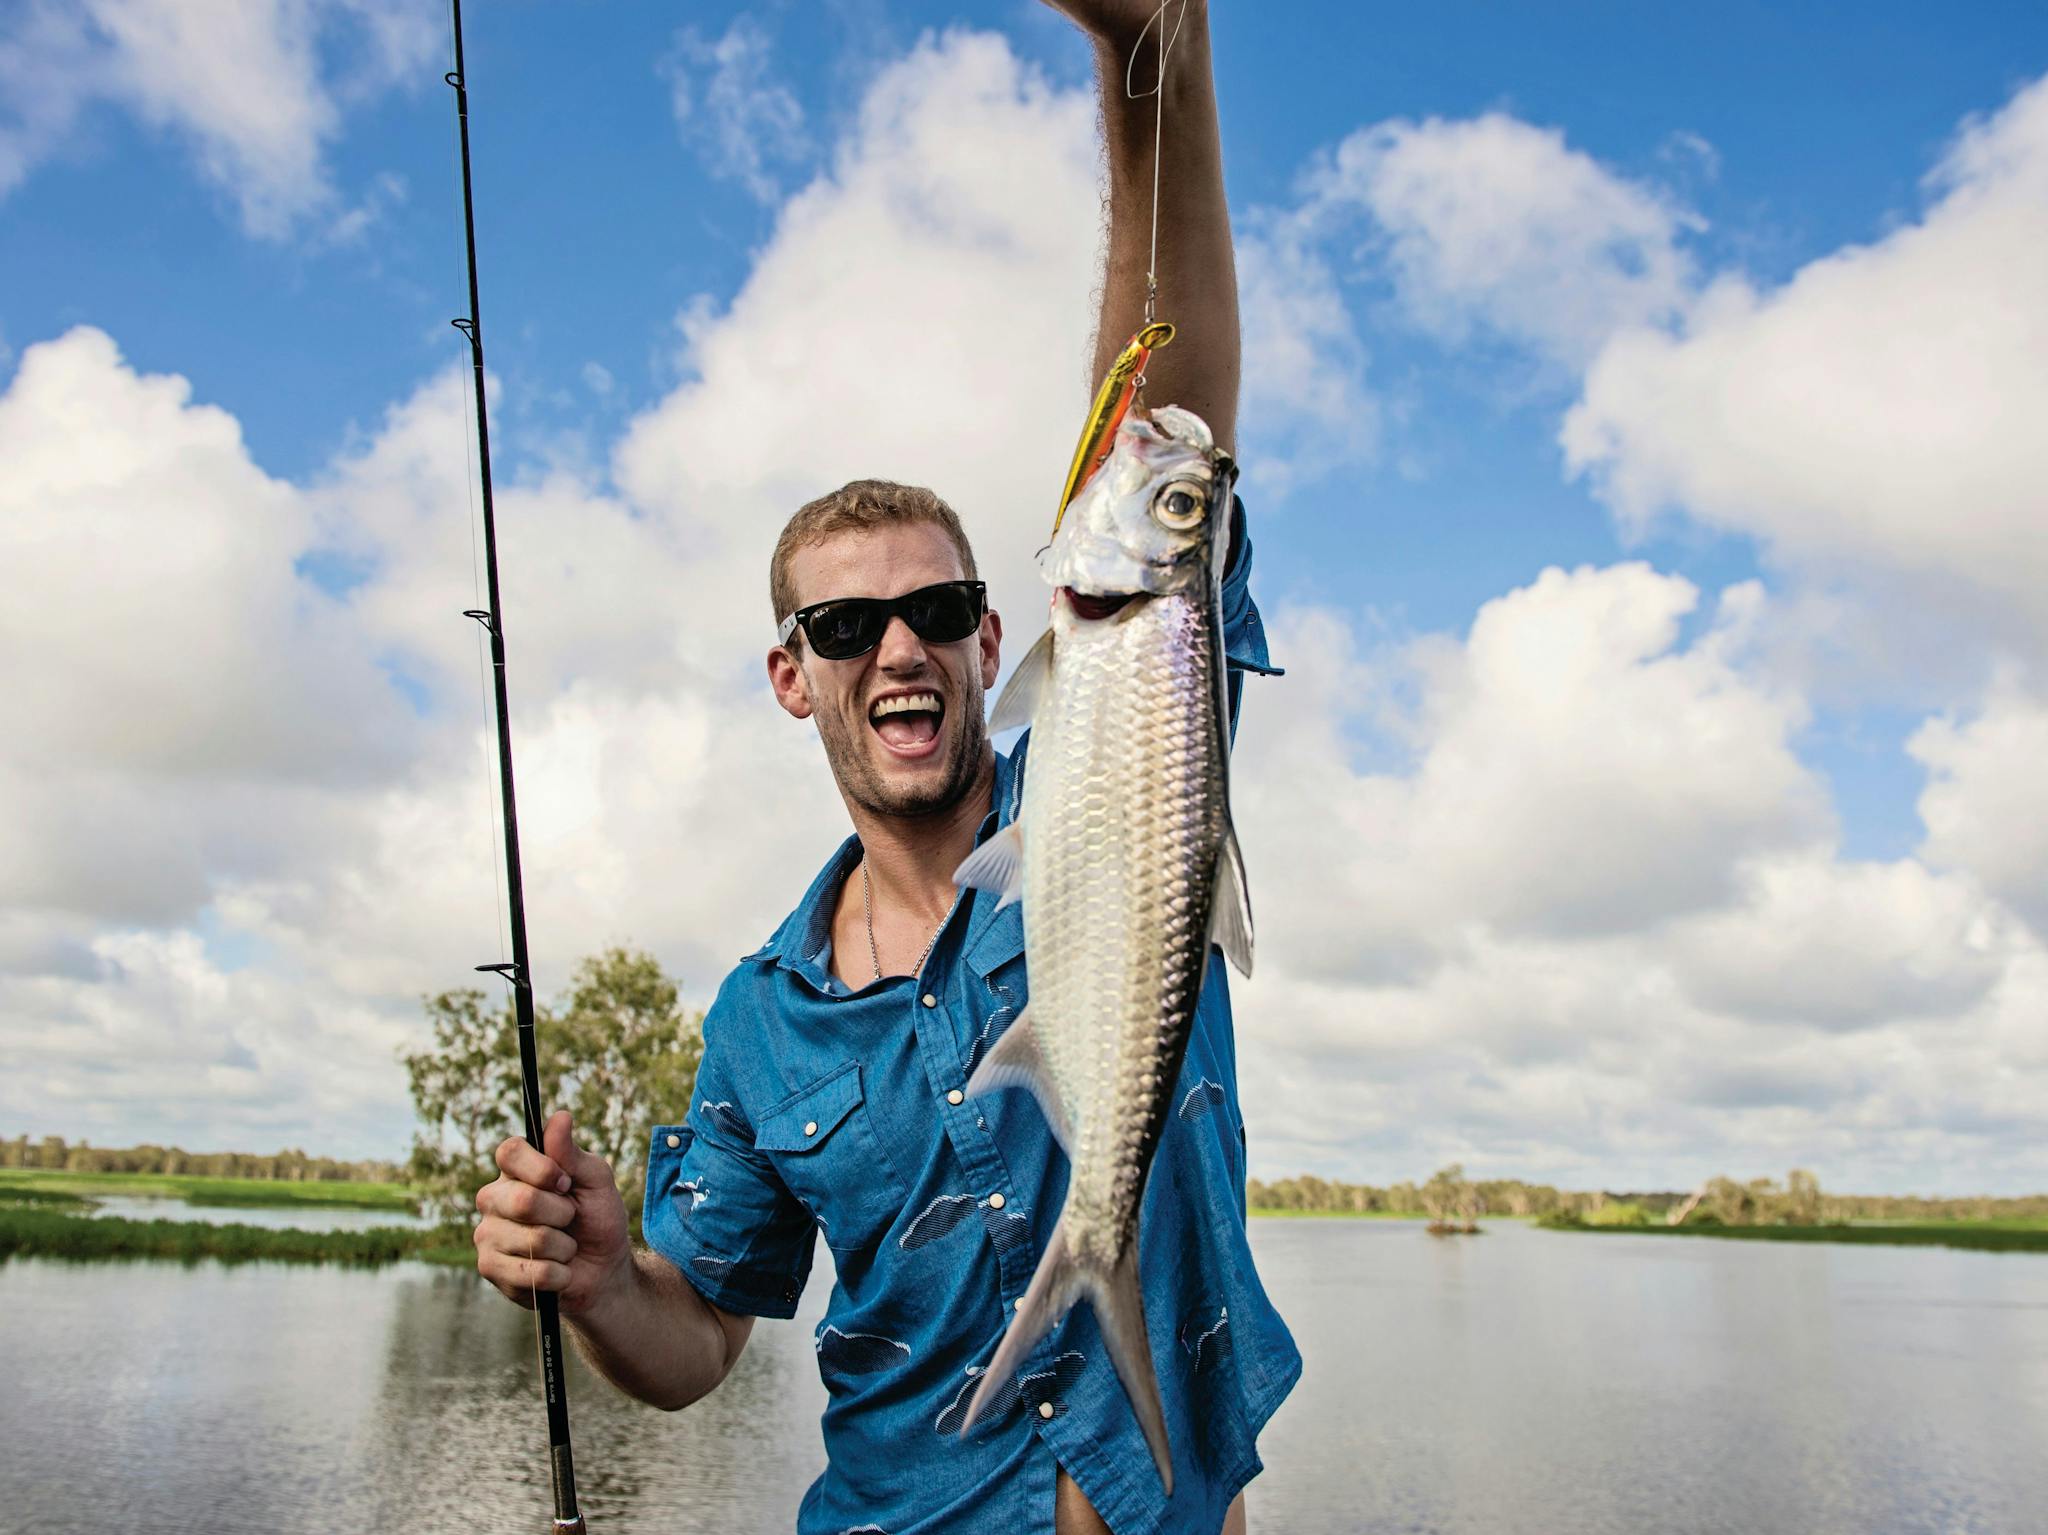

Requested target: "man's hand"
[
  {"left": 474, "top": 1109, "right": 633, "bottom": 1315},
  {"left": 1042, "top": 0, "right": 1202, "bottom": 50}
]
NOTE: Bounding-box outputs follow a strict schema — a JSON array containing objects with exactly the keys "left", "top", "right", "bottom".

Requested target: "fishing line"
[{"left": 1125, "top": 0, "right": 1190, "bottom": 330}]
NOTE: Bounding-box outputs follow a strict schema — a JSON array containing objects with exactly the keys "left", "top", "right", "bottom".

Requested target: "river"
[{"left": 4, "top": 1220, "right": 2045, "bottom": 1533}]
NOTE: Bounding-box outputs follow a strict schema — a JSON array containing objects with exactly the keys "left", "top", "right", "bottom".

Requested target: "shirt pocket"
[{"left": 754, "top": 1060, "right": 907, "bottom": 1254}]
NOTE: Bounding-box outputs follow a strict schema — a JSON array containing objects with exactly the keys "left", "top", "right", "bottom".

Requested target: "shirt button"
[
  {"left": 665, "top": 1134, "right": 680, "bottom": 1149},
  {"left": 987, "top": 1192, "right": 1006, "bottom": 1210},
  {"left": 1037, "top": 1401, "right": 1055, "bottom": 1420},
  {"left": 1014, "top": 1296, "right": 1025, "bottom": 1311},
  {"left": 804, "top": 1120, "right": 819, "bottom": 1137},
  {"left": 921, "top": 993, "right": 937, "bottom": 1007},
  {"left": 946, "top": 1089, "right": 964, "bottom": 1105}
]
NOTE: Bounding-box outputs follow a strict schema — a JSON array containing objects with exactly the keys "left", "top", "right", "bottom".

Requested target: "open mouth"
[{"left": 870, "top": 690, "right": 946, "bottom": 757}]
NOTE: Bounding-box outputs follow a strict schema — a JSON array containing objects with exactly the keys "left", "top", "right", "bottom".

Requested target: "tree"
[
  {"left": 403, "top": 987, "right": 525, "bottom": 1226},
  {"left": 551, "top": 947, "right": 704, "bottom": 1229},
  {"left": 401, "top": 947, "right": 703, "bottom": 1234}
]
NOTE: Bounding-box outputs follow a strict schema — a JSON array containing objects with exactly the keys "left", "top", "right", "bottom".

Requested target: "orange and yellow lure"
[{"left": 1050, "top": 320, "right": 1175, "bottom": 537}]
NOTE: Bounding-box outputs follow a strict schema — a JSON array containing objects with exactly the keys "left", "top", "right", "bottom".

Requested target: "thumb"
[
  {"left": 542, "top": 1109, "right": 583, "bottom": 1189},
  {"left": 544, "top": 1108, "right": 609, "bottom": 1188}
]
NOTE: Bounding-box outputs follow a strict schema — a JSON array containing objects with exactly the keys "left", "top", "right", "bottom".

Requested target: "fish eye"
[{"left": 1153, "top": 480, "right": 1207, "bottom": 531}]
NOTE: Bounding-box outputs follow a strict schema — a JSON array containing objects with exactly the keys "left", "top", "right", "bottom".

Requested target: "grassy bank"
[
  {"left": 0, "top": 1205, "right": 453, "bottom": 1265},
  {"left": 1544, "top": 1218, "right": 2048, "bottom": 1254},
  {"left": 0, "top": 1168, "right": 416, "bottom": 1213}
]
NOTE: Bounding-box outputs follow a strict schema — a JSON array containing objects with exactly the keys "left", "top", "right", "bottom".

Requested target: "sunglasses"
[{"left": 777, "top": 580, "right": 988, "bottom": 661}]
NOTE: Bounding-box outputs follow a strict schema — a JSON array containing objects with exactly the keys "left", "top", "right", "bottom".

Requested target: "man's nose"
[{"left": 874, "top": 614, "right": 928, "bottom": 671}]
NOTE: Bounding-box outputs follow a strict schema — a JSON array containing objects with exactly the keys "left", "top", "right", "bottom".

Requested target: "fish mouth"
[
  {"left": 1061, "top": 589, "right": 1141, "bottom": 621},
  {"left": 869, "top": 687, "right": 947, "bottom": 759}
]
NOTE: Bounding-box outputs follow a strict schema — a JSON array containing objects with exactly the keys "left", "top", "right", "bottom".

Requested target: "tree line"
[
  {"left": 0, "top": 1135, "right": 401, "bottom": 1183},
  {"left": 1249, "top": 1166, "right": 2048, "bottom": 1225},
  {"left": 403, "top": 945, "right": 703, "bottom": 1229}
]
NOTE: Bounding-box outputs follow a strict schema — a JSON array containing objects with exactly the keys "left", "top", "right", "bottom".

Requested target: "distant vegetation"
[
  {"left": 0, "top": 1206, "right": 452, "bottom": 1265},
  {"left": 1251, "top": 1165, "right": 1623, "bottom": 1221},
  {"left": 1254, "top": 1167, "right": 2048, "bottom": 1238},
  {"left": 0, "top": 1135, "right": 401, "bottom": 1183}
]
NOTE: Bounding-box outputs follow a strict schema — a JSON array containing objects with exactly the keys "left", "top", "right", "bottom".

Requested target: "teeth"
[{"left": 871, "top": 692, "right": 942, "bottom": 720}]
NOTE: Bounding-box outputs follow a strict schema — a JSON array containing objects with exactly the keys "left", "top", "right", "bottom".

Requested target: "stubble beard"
[{"left": 812, "top": 667, "right": 991, "bottom": 821}]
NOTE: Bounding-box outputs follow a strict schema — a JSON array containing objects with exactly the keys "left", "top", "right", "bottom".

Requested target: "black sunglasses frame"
[{"left": 777, "top": 580, "right": 988, "bottom": 660}]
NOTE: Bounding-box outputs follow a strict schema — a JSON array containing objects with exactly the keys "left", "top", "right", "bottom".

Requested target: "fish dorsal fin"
[
  {"left": 964, "top": 1007, "right": 1073, "bottom": 1152},
  {"left": 953, "top": 821, "right": 1024, "bottom": 909},
  {"left": 989, "top": 628, "right": 1054, "bottom": 733},
  {"left": 1211, "top": 820, "right": 1254, "bottom": 976}
]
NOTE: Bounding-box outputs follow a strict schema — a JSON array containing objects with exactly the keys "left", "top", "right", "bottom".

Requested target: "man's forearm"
[
  {"left": 565, "top": 1246, "right": 751, "bottom": 1411},
  {"left": 1090, "top": 3, "right": 1239, "bottom": 451}
]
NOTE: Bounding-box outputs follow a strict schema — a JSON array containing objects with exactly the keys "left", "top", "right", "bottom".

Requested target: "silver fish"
[{"left": 952, "top": 404, "right": 1253, "bottom": 1492}]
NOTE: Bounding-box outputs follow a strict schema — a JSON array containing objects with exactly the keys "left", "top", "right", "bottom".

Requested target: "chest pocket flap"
[{"left": 755, "top": 1060, "right": 865, "bottom": 1153}]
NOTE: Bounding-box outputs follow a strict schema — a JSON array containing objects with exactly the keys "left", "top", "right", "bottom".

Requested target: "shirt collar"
[{"left": 740, "top": 741, "right": 1026, "bottom": 983}]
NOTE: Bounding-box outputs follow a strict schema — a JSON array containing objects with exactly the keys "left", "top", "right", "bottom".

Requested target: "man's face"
[{"left": 768, "top": 522, "right": 1002, "bottom": 820}]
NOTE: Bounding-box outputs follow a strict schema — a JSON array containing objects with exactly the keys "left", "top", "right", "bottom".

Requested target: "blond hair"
[{"left": 769, "top": 479, "right": 978, "bottom": 627}]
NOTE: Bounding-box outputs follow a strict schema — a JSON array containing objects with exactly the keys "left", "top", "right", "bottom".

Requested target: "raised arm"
[{"left": 1051, "top": 0, "right": 1239, "bottom": 452}]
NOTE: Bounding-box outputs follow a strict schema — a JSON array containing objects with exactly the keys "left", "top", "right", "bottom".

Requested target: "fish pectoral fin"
[
  {"left": 988, "top": 628, "right": 1054, "bottom": 733},
  {"left": 953, "top": 821, "right": 1025, "bottom": 909},
  {"left": 1211, "top": 821, "right": 1255, "bottom": 976},
  {"left": 964, "top": 1007, "right": 1073, "bottom": 1152}
]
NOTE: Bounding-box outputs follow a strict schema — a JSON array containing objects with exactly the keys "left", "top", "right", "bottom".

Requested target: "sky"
[{"left": 4, "top": 0, "right": 2046, "bottom": 1195}]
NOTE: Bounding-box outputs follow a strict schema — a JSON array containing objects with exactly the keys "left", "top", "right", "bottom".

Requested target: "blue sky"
[{"left": 4, "top": 1, "right": 2046, "bottom": 1191}]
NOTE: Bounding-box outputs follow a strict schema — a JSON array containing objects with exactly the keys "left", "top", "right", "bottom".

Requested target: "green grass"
[
  {"left": 0, "top": 1186, "right": 96, "bottom": 1210},
  {"left": 1546, "top": 1219, "right": 2048, "bottom": 1254},
  {"left": 0, "top": 1168, "right": 417, "bottom": 1213},
  {"left": 0, "top": 1206, "right": 441, "bottom": 1265}
]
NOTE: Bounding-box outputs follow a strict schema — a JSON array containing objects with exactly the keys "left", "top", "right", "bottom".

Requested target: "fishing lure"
[{"left": 1050, "top": 320, "right": 1174, "bottom": 538}]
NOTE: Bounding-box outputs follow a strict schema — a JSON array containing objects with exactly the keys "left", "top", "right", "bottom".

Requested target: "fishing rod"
[{"left": 444, "top": 2, "right": 588, "bottom": 1529}]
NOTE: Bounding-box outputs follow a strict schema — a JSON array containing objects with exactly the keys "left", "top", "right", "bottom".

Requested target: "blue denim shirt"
[{"left": 644, "top": 500, "right": 1299, "bottom": 1535}]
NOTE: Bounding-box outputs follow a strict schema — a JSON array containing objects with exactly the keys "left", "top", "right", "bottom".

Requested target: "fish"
[{"left": 951, "top": 402, "right": 1253, "bottom": 1493}]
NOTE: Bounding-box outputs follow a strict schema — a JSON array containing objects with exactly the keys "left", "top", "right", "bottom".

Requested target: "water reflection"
[{"left": 5, "top": 1224, "right": 2047, "bottom": 1533}]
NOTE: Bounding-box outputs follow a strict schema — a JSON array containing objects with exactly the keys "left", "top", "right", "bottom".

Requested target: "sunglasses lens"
[
  {"left": 904, "top": 584, "right": 980, "bottom": 643},
  {"left": 805, "top": 601, "right": 886, "bottom": 660}
]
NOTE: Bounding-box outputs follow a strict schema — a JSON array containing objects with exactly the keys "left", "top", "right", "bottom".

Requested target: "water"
[
  {"left": 5, "top": 1221, "right": 2046, "bottom": 1534},
  {"left": 79, "top": 1195, "right": 433, "bottom": 1232}
]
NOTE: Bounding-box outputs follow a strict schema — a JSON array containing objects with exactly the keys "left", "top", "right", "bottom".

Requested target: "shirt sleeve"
[
  {"left": 642, "top": 992, "right": 818, "bottom": 1319},
  {"left": 1218, "top": 493, "right": 1281, "bottom": 737}
]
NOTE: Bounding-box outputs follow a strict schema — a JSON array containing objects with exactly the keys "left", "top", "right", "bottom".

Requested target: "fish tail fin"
[
  {"left": 1094, "top": 1235, "right": 1173, "bottom": 1495},
  {"left": 958, "top": 1214, "right": 1174, "bottom": 1496}
]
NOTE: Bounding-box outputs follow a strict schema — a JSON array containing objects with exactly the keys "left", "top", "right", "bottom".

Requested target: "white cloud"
[
  {"left": 0, "top": 0, "right": 432, "bottom": 237},
  {"left": 1911, "top": 682, "right": 2048, "bottom": 937},
  {"left": 1228, "top": 574, "right": 2045, "bottom": 1191},
  {"left": 663, "top": 16, "right": 810, "bottom": 205},
  {"left": 1299, "top": 112, "right": 1701, "bottom": 367},
  {"left": 1562, "top": 74, "right": 2048, "bottom": 638}
]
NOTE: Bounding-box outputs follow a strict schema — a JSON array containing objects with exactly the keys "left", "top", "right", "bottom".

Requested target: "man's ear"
[
  {"left": 767, "top": 645, "right": 814, "bottom": 719},
  {"left": 979, "top": 608, "right": 1003, "bottom": 691}
]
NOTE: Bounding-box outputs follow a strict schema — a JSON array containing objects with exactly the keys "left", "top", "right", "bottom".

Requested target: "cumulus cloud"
[
  {"left": 0, "top": 0, "right": 432, "bottom": 236},
  {"left": 1562, "top": 74, "right": 2048, "bottom": 638},
  {"left": 1228, "top": 574, "right": 2044, "bottom": 1191},
  {"left": 1297, "top": 112, "right": 1701, "bottom": 367},
  {"left": 1911, "top": 682, "right": 2048, "bottom": 937},
  {"left": 663, "top": 16, "right": 810, "bottom": 205}
]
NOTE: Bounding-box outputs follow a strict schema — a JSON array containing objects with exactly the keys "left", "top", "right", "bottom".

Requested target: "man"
[{"left": 473, "top": 3, "right": 1298, "bottom": 1530}]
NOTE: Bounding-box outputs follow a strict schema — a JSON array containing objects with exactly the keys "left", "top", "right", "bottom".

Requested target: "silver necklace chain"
[{"left": 862, "top": 859, "right": 947, "bottom": 984}]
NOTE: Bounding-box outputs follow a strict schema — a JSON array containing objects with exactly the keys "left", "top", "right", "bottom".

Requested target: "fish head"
[{"left": 1041, "top": 405, "right": 1233, "bottom": 599}]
